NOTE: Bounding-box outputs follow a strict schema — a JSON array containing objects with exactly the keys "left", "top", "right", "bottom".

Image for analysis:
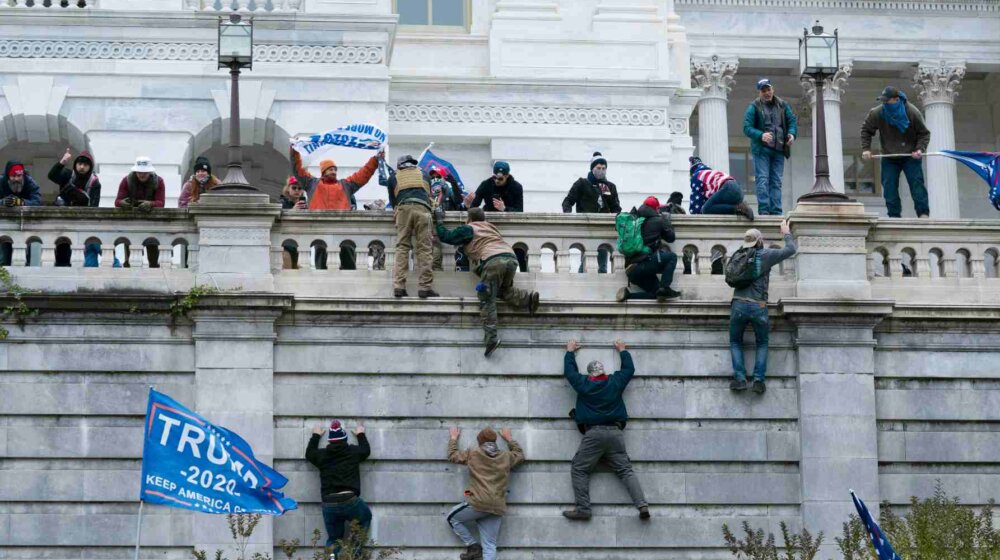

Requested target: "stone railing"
[
  {"left": 189, "top": 0, "right": 302, "bottom": 11},
  {"left": 0, "top": 0, "right": 94, "bottom": 7},
  {"left": 676, "top": 0, "right": 1000, "bottom": 12}
]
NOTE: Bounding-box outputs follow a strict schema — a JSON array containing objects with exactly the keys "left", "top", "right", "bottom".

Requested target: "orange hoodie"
[{"left": 292, "top": 151, "right": 379, "bottom": 211}]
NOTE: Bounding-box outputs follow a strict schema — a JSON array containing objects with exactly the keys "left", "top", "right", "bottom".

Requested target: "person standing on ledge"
[
  {"left": 434, "top": 206, "right": 540, "bottom": 357},
  {"left": 382, "top": 153, "right": 438, "bottom": 299},
  {"left": 562, "top": 338, "right": 649, "bottom": 521},
  {"left": 446, "top": 426, "right": 525, "bottom": 560},
  {"left": 563, "top": 152, "right": 622, "bottom": 273},
  {"left": 306, "top": 419, "right": 372, "bottom": 557},
  {"left": 743, "top": 78, "right": 797, "bottom": 216},
  {"left": 861, "top": 86, "right": 931, "bottom": 218}
]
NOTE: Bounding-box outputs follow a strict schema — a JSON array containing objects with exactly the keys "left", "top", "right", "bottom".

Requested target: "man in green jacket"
[
  {"left": 743, "top": 78, "right": 798, "bottom": 216},
  {"left": 562, "top": 338, "right": 649, "bottom": 521}
]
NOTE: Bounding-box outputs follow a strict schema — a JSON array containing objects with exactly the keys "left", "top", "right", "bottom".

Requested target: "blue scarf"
[{"left": 882, "top": 91, "right": 910, "bottom": 133}]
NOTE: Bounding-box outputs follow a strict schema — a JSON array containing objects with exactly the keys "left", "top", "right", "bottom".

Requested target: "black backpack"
[{"left": 725, "top": 247, "right": 761, "bottom": 289}]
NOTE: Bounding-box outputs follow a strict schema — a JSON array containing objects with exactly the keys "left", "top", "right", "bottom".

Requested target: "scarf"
[
  {"left": 883, "top": 91, "right": 911, "bottom": 133},
  {"left": 480, "top": 442, "right": 499, "bottom": 458}
]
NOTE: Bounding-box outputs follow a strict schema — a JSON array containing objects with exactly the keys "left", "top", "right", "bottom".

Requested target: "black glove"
[
  {"left": 433, "top": 206, "right": 445, "bottom": 225},
  {"left": 137, "top": 201, "right": 153, "bottom": 213},
  {"left": 119, "top": 197, "right": 133, "bottom": 209},
  {"left": 2, "top": 196, "right": 14, "bottom": 207}
]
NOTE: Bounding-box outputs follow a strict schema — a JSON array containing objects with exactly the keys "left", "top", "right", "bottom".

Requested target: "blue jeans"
[
  {"left": 753, "top": 150, "right": 785, "bottom": 215},
  {"left": 729, "top": 300, "right": 769, "bottom": 382},
  {"left": 322, "top": 496, "right": 373, "bottom": 553},
  {"left": 881, "top": 157, "right": 929, "bottom": 217},
  {"left": 625, "top": 250, "right": 677, "bottom": 298},
  {"left": 702, "top": 181, "right": 744, "bottom": 215}
]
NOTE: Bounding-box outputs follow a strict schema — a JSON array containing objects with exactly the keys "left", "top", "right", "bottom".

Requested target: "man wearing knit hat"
[
  {"left": 616, "top": 196, "right": 681, "bottom": 302},
  {"left": 688, "top": 156, "right": 754, "bottom": 219},
  {"left": 562, "top": 338, "right": 649, "bottom": 521},
  {"left": 728, "top": 220, "right": 796, "bottom": 394},
  {"left": 563, "top": 152, "right": 621, "bottom": 273},
  {"left": 446, "top": 425, "right": 525, "bottom": 560},
  {"left": 0, "top": 160, "right": 42, "bottom": 207},
  {"left": 48, "top": 148, "right": 103, "bottom": 266},
  {"left": 383, "top": 153, "right": 438, "bottom": 298},
  {"left": 306, "top": 419, "right": 372, "bottom": 555}
]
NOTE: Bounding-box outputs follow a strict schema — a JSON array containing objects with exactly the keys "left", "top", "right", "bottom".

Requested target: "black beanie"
[
  {"left": 590, "top": 152, "right": 608, "bottom": 170},
  {"left": 668, "top": 191, "right": 684, "bottom": 204},
  {"left": 194, "top": 156, "right": 211, "bottom": 174}
]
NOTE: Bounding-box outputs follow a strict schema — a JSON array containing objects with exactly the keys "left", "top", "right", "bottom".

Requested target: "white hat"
[
  {"left": 742, "top": 228, "right": 763, "bottom": 249},
  {"left": 131, "top": 157, "right": 155, "bottom": 173}
]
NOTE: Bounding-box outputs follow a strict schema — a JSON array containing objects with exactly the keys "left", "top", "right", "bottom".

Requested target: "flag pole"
[
  {"left": 418, "top": 142, "right": 434, "bottom": 162},
  {"left": 135, "top": 384, "right": 153, "bottom": 560}
]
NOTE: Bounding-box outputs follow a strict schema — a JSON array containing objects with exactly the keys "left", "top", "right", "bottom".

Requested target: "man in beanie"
[
  {"left": 660, "top": 191, "right": 686, "bottom": 215},
  {"left": 115, "top": 156, "right": 165, "bottom": 212},
  {"left": 306, "top": 419, "right": 372, "bottom": 555},
  {"left": 435, "top": 206, "right": 540, "bottom": 357},
  {"left": 861, "top": 86, "right": 931, "bottom": 218},
  {"left": 562, "top": 338, "right": 649, "bottom": 521},
  {"left": 446, "top": 426, "right": 525, "bottom": 560},
  {"left": 688, "top": 156, "right": 754, "bottom": 219},
  {"left": 48, "top": 148, "right": 103, "bottom": 266},
  {"left": 178, "top": 156, "right": 219, "bottom": 208},
  {"left": 743, "top": 78, "right": 797, "bottom": 215},
  {"left": 0, "top": 160, "right": 42, "bottom": 207},
  {"left": 464, "top": 161, "right": 526, "bottom": 270},
  {"left": 616, "top": 196, "right": 681, "bottom": 302},
  {"left": 563, "top": 152, "right": 621, "bottom": 273},
  {"left": 729, "top": 220, "right": 796, "bottom": 394},
  {"left": 382, "top": 153, "right": 438, "bottom": 298}
]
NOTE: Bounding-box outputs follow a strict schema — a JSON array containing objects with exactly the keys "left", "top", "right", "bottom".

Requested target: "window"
[
  {"left": 844, "top": 152, "right": 879, "bottom": 195},
  {"left": 394, "top": 0, "right": 469, "bottom": 29},
  {"left": 728, "top": 147, "right": 756, "bottom": 195}
]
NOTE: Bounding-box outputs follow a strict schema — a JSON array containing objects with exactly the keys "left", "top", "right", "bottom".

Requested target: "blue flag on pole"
[
  {"left": 139, "top": 389, "right": 297, "bottom": 515},
  {"left": 418, "top": 149, "right": 467, "bottom": 195},
  {"left": 851, "top": 490, "right": 902, "bottom": 560},
  {"left": 939, "top": 150, "right": 1000, "bottom": 210}
]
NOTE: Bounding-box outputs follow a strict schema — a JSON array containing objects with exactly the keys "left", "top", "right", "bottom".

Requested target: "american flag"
[
  {"left": 689, "top": 163, "right": 734, "bottom": 214},
  {"left": 851, "top": 490, "right": 903, "bottom": 560}
]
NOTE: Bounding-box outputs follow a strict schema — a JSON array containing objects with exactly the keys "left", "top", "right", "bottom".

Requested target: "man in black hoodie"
[
  {"left": 616, "top": 196, "right": 681, "bottom": 302},
  {"left": 49, "top": 149, "right": 102, "bottom": 266},
  {"left": 306, "top": 420, "right": 372, "bottom": 555},
  {"left": 564, "top": 152, "right": 621, "bottom": 273}
]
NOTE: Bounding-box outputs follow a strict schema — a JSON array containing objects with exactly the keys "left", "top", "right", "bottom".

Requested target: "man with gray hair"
[
  {"left": 561, "top": 338, "right": 649, "bottom": 521},
  {"left": 728, "top": 219, "right": 796, "bottom": 394}
]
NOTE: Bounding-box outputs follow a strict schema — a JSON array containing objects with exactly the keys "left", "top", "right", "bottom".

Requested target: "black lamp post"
[
  {"left": 797, "top": 21, "right": 850, "bottom": 202},
  {"left": 215, "top": 13, "right": 256, "bottom": 192}
]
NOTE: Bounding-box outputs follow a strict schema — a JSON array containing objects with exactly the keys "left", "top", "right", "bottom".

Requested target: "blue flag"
[
  {"left": 939, "top": 150, "right": 1000, "bottom": 211},
  {"left": 139, "top": 389, "right": 297, "bottom": 515},
  {"left": 851, "top": 490, "right": 902, "bottom": 560},
  {"left": 418, "top": 149, "right": 467, "bottom": 195}
]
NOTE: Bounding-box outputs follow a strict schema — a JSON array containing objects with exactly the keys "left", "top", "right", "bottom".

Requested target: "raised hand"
[
  {"left": 613, "top": 338, "right": 626, "bottom": 352},
  {"left": 449, "top": 426, "right": 461, "bottom": 440},
  {"left": 566, "top": 340, "right": 581, "bottom": 353}
]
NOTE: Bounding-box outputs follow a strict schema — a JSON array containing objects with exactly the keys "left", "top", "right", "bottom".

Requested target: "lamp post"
[
  {"left": 797, "top": 22, "right": 850, "bottom": 203},
  {"left": 215, "top": 13, "right": 256, "bottom": 192}
]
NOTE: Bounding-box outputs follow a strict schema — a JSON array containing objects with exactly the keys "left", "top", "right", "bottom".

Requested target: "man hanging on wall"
[{"left": 306, "top": 420, "right": 372, "bottom": 557}]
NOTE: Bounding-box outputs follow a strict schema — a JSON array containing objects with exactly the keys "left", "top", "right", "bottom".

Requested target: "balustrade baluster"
[
  {"left": 100, "top": 246, "right": 115, "bottom": 268},
  {"left": 71, "top": 246, "right": 85, "bottom": 268},
  {"left": 915, "top": 257, "right": 930, "bottom": 278},
  {"left": 556, "top": 250, "right": 571, "bottom": 274},
  {"left": 12, "top": 243, "right": 27, "bottom": 267},
  {"left": 584, "top": 252, "right": 598, "bottom": 274},
  {"left": 971, "top": 258, "right": 986, "bottom": 279},
  {"left": 40, "top": 243, "right": 56, "bottom": 267}
]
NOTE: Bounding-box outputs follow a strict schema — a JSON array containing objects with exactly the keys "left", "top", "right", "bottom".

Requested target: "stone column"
[
  {"left": 800, "top": 62, "right": 852, "bottom": 193},
  {"left": 691, "top": 55, "right": 738, "bottom": 173},
  {"left": 914, "top": 62, "right": 966, "bottom": 219}
]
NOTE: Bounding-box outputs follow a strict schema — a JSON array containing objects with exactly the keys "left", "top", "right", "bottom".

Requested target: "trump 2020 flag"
[
  {"left": 419, "top": 148, "right": 467, "bottom": 195},
  {"left": 139, "top": 389, "right": 297, "bottom": 515},
  {"left": 851, "top": 490, "right": 902, "bottom": 560},
  {"left": 291, "top": 123, "right": 387, "bottom": 163},
  {"left": 939, "top": 150, "right": 1000, "bottom": 210}
]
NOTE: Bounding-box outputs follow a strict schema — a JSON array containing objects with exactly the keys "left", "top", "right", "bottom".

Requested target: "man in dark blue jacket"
[{"left": 562, "top": 338, "right": 649, "bottom": 521}]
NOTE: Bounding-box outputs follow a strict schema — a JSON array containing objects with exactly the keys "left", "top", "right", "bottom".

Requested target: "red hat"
[
  {"left": 8, "top": 164, "right": 24, "bottom": 178},
  {"left": 643, "top": 196, "right": 660, "bottom": 209},
  {"left": 287, "top": 175, "right": 298, "bottom": 186},
  {"left": 429, "top": 165, "right": 449, "bottom": 179}
]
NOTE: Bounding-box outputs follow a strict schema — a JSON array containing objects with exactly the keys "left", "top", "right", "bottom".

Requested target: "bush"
[
  {"left": 278, "top": 521, "right": 401, "bottom": 560},
  {"left": 722, "top": 520, "right": 823, "bottom": 560}
]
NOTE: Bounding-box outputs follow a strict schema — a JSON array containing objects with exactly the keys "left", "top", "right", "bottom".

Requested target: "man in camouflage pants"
[{"left": 435, "top": 207, "right": 540, "bottom": 357}]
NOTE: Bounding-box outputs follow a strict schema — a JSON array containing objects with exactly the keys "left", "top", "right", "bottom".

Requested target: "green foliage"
[
  {"left": 722, "top": 520, "right": 823, "bottom": 560},
  {"left": 0, "top": 265, "right": 38, "bottom": 340},
  {"left": 170, "top": 284, "right": 220, "bottom": 322},
  {"left": 191, "top": 513, "right": 271, "bottom": 560},
  {"left": 277, "top": 522, "right": 400, "bottom": 560}
]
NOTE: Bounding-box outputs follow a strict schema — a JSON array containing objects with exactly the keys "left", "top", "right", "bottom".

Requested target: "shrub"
[{"left": 722, "top": 520, "right": 823, "bottom": 560}]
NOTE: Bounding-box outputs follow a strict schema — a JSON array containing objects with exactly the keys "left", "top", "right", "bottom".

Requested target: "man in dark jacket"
[
  {"left": 562, "top": 338, "right": 648, "bottom": 521},
  {"left": 564, "top": 152, "right": 621, "bottom": 273},
  {"left": 115, "top": 156, "right": 165, "bottom": 211},
  {"left": 861, "top": 86, "right": 932, "bottom": 218},
  {"left": 306, "top": 420, "right": 372, "bottom": 553},
  {"left": 0, "top": 160, "right": 42, "bottom": 207},
  {"left": 616, "top": 196, "right": 681, "bottom": 302},
  {"left": 50, "top": 149, "right": 103, "bottom": 266},
  {"left": 464, "top": 161, "right": 523, "bottom": 213},
  {"left": 743, "top": 79, "right": 798, "bottom": 216}
]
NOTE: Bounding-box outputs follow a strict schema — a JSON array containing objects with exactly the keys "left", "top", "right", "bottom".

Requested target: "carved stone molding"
[
  {"left": 387, "top": 104, "right": 668, "bottom": 127},
  {"left": 199, "top": 227, "right": 269, "bottom": 245},
  {"left": 0, "top": 40, "right": 384, "bottom": 64},
  {"left": 690, "top": 55, "right": 738, "bottom": 100},
  {"left": 914, "top": 61, "right": 966, "bottom": 105},
  {"left": 799, "top": 61, "right": 853, "bottom": 104},
  {"left": 676, "top": 0, "right": 999, "bottom": 12},
  {"left": 796, "top": 235, "right": 868, "bottom": 253},
  {"left": 669, "top": 118, "right": 689, "bottom": 135}
]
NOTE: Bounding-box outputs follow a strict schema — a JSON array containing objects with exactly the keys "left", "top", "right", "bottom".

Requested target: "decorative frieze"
[{"left": 387, "top": 104, "right": 669, "bottom": 127}]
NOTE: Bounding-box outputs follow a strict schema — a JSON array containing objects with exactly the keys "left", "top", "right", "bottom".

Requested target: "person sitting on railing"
[
  {"left": 383, "top": 153, "right": 439, "bottom": 299},
  {"left": 434, "top": 206, "right": 540, "bottom": 357},
  {"left": 688, "top": 156, "right": 754, "bottom": 220},
  {"left": 1, "top": 160, "right": 42, "bottom": 207},
  {"left": 115, "top": 156, "right": 165, "bottom": 213},
  {"left": 278, "top": 176, "right": 307, "bottom": 269},
  {"left": 49, "top": 149, "right": 102, "bottom": 267},
  {"left": 178, "top": 157, "right": 219, "bottom": 208},
  {"left": 563, "top": 152, "right": 621, "bottom": 274},
  {"left": 616, "top": 196, "right": 682, "bottom": 303}
]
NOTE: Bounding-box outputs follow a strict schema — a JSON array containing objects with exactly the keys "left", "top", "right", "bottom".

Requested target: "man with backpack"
[
  {"left": 725, "top": 221, "right": 796, "bottom": 394},
  {"left": 615, "top": 196, "right": 681, "bottom": 302}
]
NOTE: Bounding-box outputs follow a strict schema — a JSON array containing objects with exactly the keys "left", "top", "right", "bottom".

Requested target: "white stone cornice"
[
  {"left": 914, "top": 61, "right": 966, "bottom": 106},
  {"left": 690, "top": 55, "right": 738, "bottom": 100},
  {"left": 387, "top": 104, "right": 668, "bottom": 127},
  {"left": 799, "top": 61, "right": 853, "bottom": 104},
  {"left": 676, "top": 0, "right": 1000, "bottom": 13}
]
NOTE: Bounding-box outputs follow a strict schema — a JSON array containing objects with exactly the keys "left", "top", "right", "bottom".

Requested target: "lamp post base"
[
  {"left": 798, "top": 176, "right": 851, "bottom": 203},
  {"left": 213, "top": 165, "right": 259, "bottom": 193}
]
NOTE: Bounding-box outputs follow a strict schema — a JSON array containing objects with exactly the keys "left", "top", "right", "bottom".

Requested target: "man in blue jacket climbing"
[{"left": 562, "top": 338, "right": 649, "bottom": 521}]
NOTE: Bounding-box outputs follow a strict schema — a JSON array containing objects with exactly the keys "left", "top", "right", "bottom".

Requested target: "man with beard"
[
  {"left": 563, "top": 152, "right": 621, "bottom": 273},
  {"left": 49, "top": 148, "right": 102, "bottom": 266},
  {"left": 0, "top": 160, "right": 42, "bottom": 266}
]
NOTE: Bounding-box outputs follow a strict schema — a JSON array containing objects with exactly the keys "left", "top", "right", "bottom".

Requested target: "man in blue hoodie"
[{"left": 562, "top": 338, "right": 649, "bottom": 521}]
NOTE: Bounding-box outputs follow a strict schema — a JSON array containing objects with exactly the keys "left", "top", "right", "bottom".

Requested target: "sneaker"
[
  {"left": 460, "top": 543, "right": 483, "bottom": 560},
  {"left": 484, "top": 337, "right": 501, "bottom": 358},
  {"left": 562, "top": 509, "right": 592, "bottom": 521},
  {"left": 656, "top": 288, "right": 682, "bottom": 302},
  {"left": 393, "top": 288, "right": 408, "bottom": 298},
  {"left": 730, "top": 379, "right": 748, "bottom": 391},
  {"left": 639, "top": 506, "right": 651, "bottom": 520},
  {"left": 752, "top": 380, "right": 767, "bottom": 394},
  {"left": 616, "top": 287, "right": 629, "bottom": 303},
  {"left": 418, "top": 289, "right": 440, "bottom": 298},
  {"left": 735, "top": 202, "right": 755, "bottom": 221},
  {"left": 528, "top": 291, "right": 540, "bottom": 316}
]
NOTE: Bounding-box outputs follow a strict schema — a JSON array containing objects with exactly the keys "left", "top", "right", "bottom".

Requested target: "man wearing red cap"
[
  {"left": 306, "top": 419, "right": 371, "bottom": 556},
  {"left": 0, "top": 160, "right": 42, "bottom": 207},
  {"left": 616, "top": 196, "right": 681, "bottom": 302}
]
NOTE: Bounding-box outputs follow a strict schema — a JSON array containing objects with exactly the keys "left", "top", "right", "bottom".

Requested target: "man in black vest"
[{"left": 742, "top": 79, "right": 798, "bottom": 216}]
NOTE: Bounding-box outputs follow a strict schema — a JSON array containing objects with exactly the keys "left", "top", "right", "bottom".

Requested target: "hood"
[
  {"left": 74, "top": 151, "right": 94, "bottom": 168},
  {"left": 480, "top": 441, "right": 500, "bottom": 458}
]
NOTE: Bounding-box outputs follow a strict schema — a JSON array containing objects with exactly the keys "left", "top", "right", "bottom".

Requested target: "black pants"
[{"left": 625, "top": 250, "right": 677, "bottom": 299}]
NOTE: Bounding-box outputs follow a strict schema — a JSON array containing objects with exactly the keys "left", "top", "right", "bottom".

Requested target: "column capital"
[
  {"left": 690, "top": 55, "right": 739, "bottom": 100},
  {"left": 799, "top": 61, "right": 853, "bottom": 104},
  {"left": 914, "top": 61, "right": 966, "bottom": 106}
]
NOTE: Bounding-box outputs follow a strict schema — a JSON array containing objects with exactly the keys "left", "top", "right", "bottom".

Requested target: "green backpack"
[{"left": 615, "top": 210, "right": 649, "bottom": 258}]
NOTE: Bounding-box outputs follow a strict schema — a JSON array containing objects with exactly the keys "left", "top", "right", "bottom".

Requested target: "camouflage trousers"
[
  {"left": 477, "top": 255, "right": 531, "bottom": 344},
  {"left": 393, "top": 203, "right": 434, "bottom": 290}
]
